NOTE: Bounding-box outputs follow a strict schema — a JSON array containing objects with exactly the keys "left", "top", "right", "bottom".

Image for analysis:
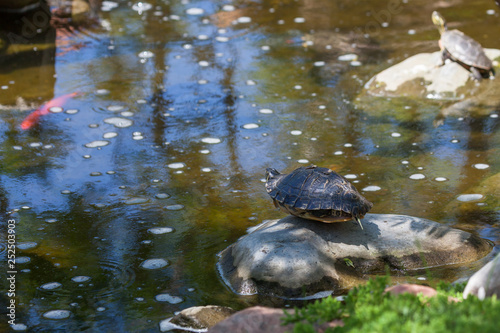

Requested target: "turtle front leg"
[{"left": 470, "top": 67, "right": 483, "bottom": 81}]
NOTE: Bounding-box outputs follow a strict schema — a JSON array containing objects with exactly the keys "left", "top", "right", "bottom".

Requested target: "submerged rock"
[
  {"left": 464, "top": 253, "right": 500, "bottom": 300},
  {"left": 160, "top": 305, "right": 236, "bottom": 332},
  {"left": 217, "top": 214, "right": 492, "bottom": 298}
]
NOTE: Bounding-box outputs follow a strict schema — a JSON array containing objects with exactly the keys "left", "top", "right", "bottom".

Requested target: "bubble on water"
[
  {"left": 170, "top": 14, "right": 180, "bottom": 20},
  {"left": 197, "top": 34, "right": 209, "bottom": 40},
  {"left": 391, "top": 132, "right": 401, "bottom": 137},
  {"left": 223, "top": 5, "right": 235, "bottom": 11},
  {"left": 121, "top": 111, "right": 134, "bottom": 117},
  {"left": 165, "top": 204, "right": 184, "bottom": 211},
  {"left": 298, "top": 159, "right": 309, "bottom": 164},
  {"left": 11, "top": 323, "right": 28, "bottom": 331},
  {"left": 259, "top": 108, "right": 273, "bottom": 114},
  {"left": 456, "top": 194, "right": 483, "bottom": 202},
  {"left": 155, "top": 193, "right": 170, "bottom": 199},
  {"left": 202, "top": 167, "right": 211, "bottom": 172},
  {"left": 148, "top": 227, "right": 174, "bottom": 234},
  {"left": 140, "top": 258, "right": 169, "bottom": 269},
  {"left": 451, "top": 139, "right": 459, "bottom": 143},
  {"left": 65, "top": 109, "right": 79, "bottom": 115},
  {"left": 16, "top": 257, "right": 30, "bottom": 264},
  {"left": 85, "top": 140, "right": 110, "bottom": 148},
  {"left": 17, "top": 242, "right": 37, "bottom": 250},
  {"left": 401, "top": 160, "right": 409, "bottom": 165},
  {"left": 40, "top": 282, "right": 62, "bottom": 290},
  {"left": 294, "top": 85, "right": 302, "bottom": 90},
  {"left": 89, "top": 123, "right": 99, "bottom": 128},
  {"left": 199, "top": 149, "right": 210, "bottom": 155},
  {"left": 29, "top": 142, "right": 42, "bottom": 148},
  {"left": 168, "top": 162, "right": 185, "bottom": 169},
  {"left": 409, "top": 174, "right": 425, "bottom": 180},
  {"left": 71, "top": 276, "right": 91, "bottom": 283},
  {"left": 314, "top": 61, "right": 325, "bottom": 67},
  {"left": 363, "top": 185, "right": 381, "bottom": 191},
  {"left": 486, "top": 9, "right": 495, "bottom": 15},
  {"left": 45, "top": 218, "right": 57, "bottom": 223},
  {"left": 338, "top": 54, "right": 358, "bottom": 61},
  {"left": 350, "top": 61, "right": 362, "bottom": 66},
  {"left": 43, "top": 310, "right": 71, "bottom": 320},
  {"left": 104, "top": 117, "right": 133, "bottom": 128},
  {"left": 344, "top": 174, "right": 357, "bottom": 179},
  {"left": 183, "top": 44, "right": 192, "bottom": 49},
  {"left": 101, "top": 1, "right": 118, "bottom": 11},
  {"left": 97, "top": 307, "right": 106, "bottom": 312},
  {"left": 473, "top": 163, "right": 489, "bottom": 170},
  {"left": 107, "top": 105, "right": 124, "bottom": 112},
  {"left": 490, "top": 113, "right": 498, "bottom": 118},
  {"left": 133, "top": 135, "right": 144, "bottom": 140},
  {"left": 344, "top": 143, "right": 352, "bottom": 147},
  {"left": 261, "top": 45, "right": 270, "bottom": 51},
  {"left": 243, "top": 123, "right": 259, "bottom": 129},
  {"left": 155, "top": 293, "right": 183, "bottom": 304},
  {"left": 186, "top": 7, "right": 204, "bottom": 15},
  {"left": 83, "top": 155, "right": 91, "bottom": 159},
  {"left": 49, "top": 106, "right": 63, "bottom": 113},
  {"left": 138, "top": 50, "right": 155, "bottom": 59},
  {"left": 61, "top": 190, "right": 72, "bottom": 194},
  {"left": 136, "top": 99, "right": 147, "bottom": 104},
  {"left": 13, "top": 146, "right": 22, "bottom": 150},
  {"left": 198, "top": 79, "right": 208, "bottom": 84},
  {"left": 125, "top": 197, "right": 149, "bottom": 205},
  {"left": 198, "top": 60, "right": 209, "bottom": 67},
  {"left": 408, "top": 29, "right": 416, "bottom": 35},
  {"left": 90, "top": 172, "right": 102, "bottom": 177},
  {"left": 237, "top": 16, "right": 252, "bottom": 23},
  {"left": 201, "top": 137, "right": 221, "bottom": 144},
  {"left": 103, "top": 132, "right": 118, "bottom": 139},
  {"left": 434, "top": 177, "right": 448, "bottom": 182},
  {"left": 246, "top": 80, "right": 256, "bottom": 86},
  {"left": 290, "top": 130, "right": 302, "bottom": 135},
  {"left": 132, "top": 2, "right": 152, "bottom": 14},
  {"left": 216, "top": 36, "right": 229, "bottom": 42},
  {"left": 294, "top": 17, "right": 305, "bottom": 23},
  {"left": 334, "top": 151, "right": 343, "bottom": 155}
]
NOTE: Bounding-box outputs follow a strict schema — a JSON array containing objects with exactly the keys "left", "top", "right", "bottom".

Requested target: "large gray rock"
[
  {"left": 464, "top": 253, "right": 500, "bottom": 300},
  {"left": 364, "top": 49, "right": 500, "bottom": 98},
  {"left": 217, "top": 214, "right": 492, "bottom": 298}
]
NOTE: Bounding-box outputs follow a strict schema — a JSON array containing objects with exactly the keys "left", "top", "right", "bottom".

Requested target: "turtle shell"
[
  {"left": 265, "top": 166, "right": 373, "bottom": 223},
  {"left": 441, "top": 30, "right": 493, "bottom": 71}
]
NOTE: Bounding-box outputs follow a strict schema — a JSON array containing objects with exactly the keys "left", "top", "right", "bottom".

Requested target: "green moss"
[{"left": 283, "top": 277, "right": 499, "bottom": 332}]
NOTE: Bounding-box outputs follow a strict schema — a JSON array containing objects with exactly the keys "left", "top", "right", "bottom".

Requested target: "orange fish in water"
[{"left": 20, "top": 92, "right": 78, "bottom": 130}]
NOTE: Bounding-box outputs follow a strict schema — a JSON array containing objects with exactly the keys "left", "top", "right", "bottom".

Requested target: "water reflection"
[{"left": 0, "top": 0, "right": 498, "bottom": 331}]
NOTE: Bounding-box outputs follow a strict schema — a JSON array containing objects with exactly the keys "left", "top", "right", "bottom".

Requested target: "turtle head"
[
  {"left": 265, "top": 168, "right": 281, "bottom": 182},
  {"left": 432, "top": 11, "right": 447, "bottom": 33},
  {"left": 265, "top": 168, "right": 283, "bottom": 192}
]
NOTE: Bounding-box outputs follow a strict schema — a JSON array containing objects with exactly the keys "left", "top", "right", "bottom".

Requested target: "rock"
[
  {"left": 208, "top": 306, "right": 343, "bottom": 333},
  {"left": 217, "top": 214, "right": 492, "bottom": 298},
  {"left": 363, "top": 49, "right": 500, "bottom": 98},
  {"left": 159, "top": 305, "right": 236, "bottom": 332},
  {"left": 385, "top": 284, "right": 437, "bottom": 297},
  {"left": 464, "top": 253, "right": 500, "bottom": 300}
]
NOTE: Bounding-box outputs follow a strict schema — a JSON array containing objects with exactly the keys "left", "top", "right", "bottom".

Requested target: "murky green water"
[{"left": 0, "top": 0, "right": 498, "bottom": 331}]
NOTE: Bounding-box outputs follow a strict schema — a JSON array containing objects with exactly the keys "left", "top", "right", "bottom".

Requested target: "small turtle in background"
[
  {"left": 265, "top": 166, "right": 373, "bottom": 229},
  {"left": 431, "top": 11, "right": 495, "bottom": 80}
]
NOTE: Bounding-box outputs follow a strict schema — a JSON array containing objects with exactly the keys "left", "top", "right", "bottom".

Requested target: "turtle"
[
  {"left": 431, "top": 11, "right": 495, "bottom": 81},
  {"left": 265, "top": 165, "right": 373, "bottom": 229}
]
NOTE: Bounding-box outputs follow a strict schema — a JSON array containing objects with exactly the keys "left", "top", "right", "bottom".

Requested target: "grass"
[{"left": 283, "top": 276, "right": 499, "bottom": 333}]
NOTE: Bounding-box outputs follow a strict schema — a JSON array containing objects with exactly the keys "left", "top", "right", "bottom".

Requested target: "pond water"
[{"left": 0, "top": 0, "right": 499, "bottom": 331}]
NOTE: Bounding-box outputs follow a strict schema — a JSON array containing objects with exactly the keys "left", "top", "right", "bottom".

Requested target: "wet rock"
[
  {"left": 217, "top": 214, "right": 492, "bottom": 298},
  {"left": 208, "top": 306, "right": 343, "bottom": 333},
  {"left": 160, "top": 305, "right": 236, "bottom": 332},
  {"left": 363, "top": 49, "right": 500, "bottom": 98},
  {"left": 464, "top": 253, "right": 500, "bottom": 300},
  {"left": 385, "top": 284, "right": 437, "bottom": 297}
]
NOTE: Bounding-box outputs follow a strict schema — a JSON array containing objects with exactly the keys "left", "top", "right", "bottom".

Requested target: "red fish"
[{"left": 21, "top": 92, "right": 78, "bottom": 130}]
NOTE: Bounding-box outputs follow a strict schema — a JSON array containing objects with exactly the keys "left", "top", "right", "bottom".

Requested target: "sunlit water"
[{"left": 0, "top": 0, "right": 499, "bottom": 331}]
